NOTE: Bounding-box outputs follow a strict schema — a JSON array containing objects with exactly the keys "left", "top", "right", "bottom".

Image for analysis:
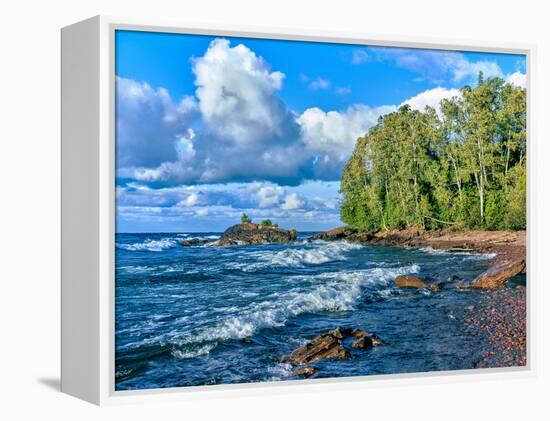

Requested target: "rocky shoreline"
[
  {"left": 313, "top": 227, "right": 526, "bottom": 290},
  {"left": 178, "top": 224, "right": 527, "bottom": 374},
  {"left": 306, "top": 226, "right": 528, "bottom": 372}
]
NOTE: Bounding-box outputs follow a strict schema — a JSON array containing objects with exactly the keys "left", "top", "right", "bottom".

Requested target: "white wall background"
[{"left": 0, "top": 0, "right": 548, "bottom": 419}]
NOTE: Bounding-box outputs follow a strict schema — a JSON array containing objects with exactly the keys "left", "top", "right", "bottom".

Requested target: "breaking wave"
[
  {"left": 116, "top": 234, "right": 220, "bottom": 252},
  {"left": 230, "top": 240, "right": 363, "bottom": 271},
  {"left": 168, "top": 264, "right": 420, "bottom": 355},
  {"left": 116, "top": 238, "right": 179, "bottom": 252}
]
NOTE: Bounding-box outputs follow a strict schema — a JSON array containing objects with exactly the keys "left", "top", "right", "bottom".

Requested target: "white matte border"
[{"left": 96, "top": 15, "right": 535, "bottom": 405}]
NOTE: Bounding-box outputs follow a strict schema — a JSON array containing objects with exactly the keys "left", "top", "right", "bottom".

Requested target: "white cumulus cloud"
[
  {"left": 506, "top": 71, "right": 527, "bottom": 89},
  {"left": 192, "top": 38, "right": 293, "bottom": 144},
  {"left": 297, "top": 104, "right": 396, "bottom": 161},
  {"left": 281, "top": 193, "right": 305, "bottom": 210},
  {"left": 402, "top": 87, "right": 461, "bottom": 113}
]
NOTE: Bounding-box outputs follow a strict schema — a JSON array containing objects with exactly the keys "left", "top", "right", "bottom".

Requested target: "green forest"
[{"left": 340, "top": 74, "right": 526, "bottom": 232}]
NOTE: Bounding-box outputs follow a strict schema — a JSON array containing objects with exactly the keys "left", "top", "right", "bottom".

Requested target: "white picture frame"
[{"left": 61, "top": 15, "right": 535, "bottom": 405}]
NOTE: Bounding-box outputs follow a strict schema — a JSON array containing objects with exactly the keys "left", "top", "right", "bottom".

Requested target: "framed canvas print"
[{"left": 61, "top": 16, "right": 533, "bottom": 405}]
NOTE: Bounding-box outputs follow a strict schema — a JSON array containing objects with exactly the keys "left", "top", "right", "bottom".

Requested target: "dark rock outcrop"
[
  {"left": 218, "top": 222, "right": 297, "bottom": 246},
  {"left": 286, "top": 332, "right": 350, "bottom": 366},
  {"left": 311, "top": 226, "right": 356, "bottom": 241},
  {"left": 395, "top": 275, "right": 426, "bottom": 289},
  {"left": 285, "top": 327, "right": 382, "bottom": 372},
  {"left": 180, "top": 238, "right": 210, "bottom": 247}
]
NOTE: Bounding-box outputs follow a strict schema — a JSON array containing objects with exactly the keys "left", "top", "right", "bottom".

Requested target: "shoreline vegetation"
[{"left": 340, "top": 74, "right": 526, "bottom": 233}]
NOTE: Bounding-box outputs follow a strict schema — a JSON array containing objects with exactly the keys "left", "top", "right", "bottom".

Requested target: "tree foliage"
[
  {"left": 260, "top": 219, "right": 273, "bottom": 227},
  {"left": 340, "top": 75, "right": 526, "bottom": 232},
  {"left": 241, "top": 213, "right": 251, "bottom": 224}
]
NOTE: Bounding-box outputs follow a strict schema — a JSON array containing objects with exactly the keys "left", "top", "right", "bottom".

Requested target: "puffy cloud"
[
  {"left": 180, "top": 192, "right": 199, "bottom": 207},
  {"left": 256, "top": 185, "right": 285, "bottom": 208},
  {"left": 117, "top": 39, "right": 512, "bottom": 190},
  {"left": 297, "top": 104, "right": 396, "bottom": 162},
  {"left": 115, "top": 77, "right": 197, "bottom": 169},
  {"left": 281, "top": 193, "right": 305, "bottom": 210},
  {"left": 506, "top": 71, "right": 527, "bottom": 89},
  {"left": 309, "top": 77, "right": 331, "bottom": 90},
  {"left": 402, "top": 87, "right": 461, "bottom": 112},
  {"left": 192, "top": 38, "right": 295, "bottom": 145}
]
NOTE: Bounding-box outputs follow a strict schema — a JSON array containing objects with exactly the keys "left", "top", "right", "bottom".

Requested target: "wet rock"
[
  {"left": 370, "top": 336, "right": 383, "bottom": 346},
  {"left": 471, "top": 257, "right": 526, "bottom": 289},
  {"left": 328, "top": 327, "right": 353, "bottom": 339},
  {"left": 311, "top": 226, "right": 356, "bottom": 241},
  {"left": 351, "top": 336, "right": 374, "bottom": 349},
  {"left": 395, "top": 275, "right": 426, "bottom": 289},
  {"left": 179, "top": 238, "right": 210, "bottom": 247},
  {"left": 219, "top": 223, "right": 297, "bottom": 246},
  {"left": 286, "top": 333, "right": 350, "bottom": 365},
  {"left": 447, "top": 275, "right": 462, "bottom": 282},
  {"left": 351, "top": 329, "right": 369, "bottom": 338},
  {"left": 292, "top": 366, "right": 316, "bottom": 377},
  {"left": 286, "top": 327, "right": 382, "bottom": 368},
  {"left": 427, "top": 282, "right": 445, "bottom": 292}
]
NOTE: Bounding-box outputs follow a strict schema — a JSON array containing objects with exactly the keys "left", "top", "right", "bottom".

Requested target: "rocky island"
[{"left": 218, "top": 221, "right": 297, "bottom": 246}]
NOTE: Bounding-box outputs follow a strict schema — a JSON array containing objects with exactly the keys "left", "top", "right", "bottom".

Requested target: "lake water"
[{"left": 115, "top": 232, "right": 496, "bottom": 390}]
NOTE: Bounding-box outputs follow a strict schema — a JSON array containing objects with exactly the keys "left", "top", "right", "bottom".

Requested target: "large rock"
[
  {"left": 471, "top": 257, "right": 526, "bottom": 289},
  {"left": 218, "top": 223, "right": 297, "bottom": 246},
  {"left": 395, "top": 275, "right": 426, "bottom": 289},
  {"left": 286, "top": 333, "right": 350, "bottom": 365},
  {"left": 285, "top": 327, "right": 382, "bottom": 367},
  {"left": 311, "top": 226, "right": 355, "bottom": 241}
]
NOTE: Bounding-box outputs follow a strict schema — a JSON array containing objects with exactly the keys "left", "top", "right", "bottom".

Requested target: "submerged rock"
[
  {"left": 218, "top": 222, "right": 297, "bottom": 246},
  {"left": 395, "top": 275, "right": 426, "bottom": 289}
]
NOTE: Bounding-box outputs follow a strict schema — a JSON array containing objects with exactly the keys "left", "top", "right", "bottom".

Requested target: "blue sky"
[{"left": 115, "top": 30, "right": 526, "bottom": 233}]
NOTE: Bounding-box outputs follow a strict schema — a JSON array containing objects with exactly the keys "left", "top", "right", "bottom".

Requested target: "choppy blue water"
[{"left": 115, "top": 232, "right": 495, "bottom": 391}]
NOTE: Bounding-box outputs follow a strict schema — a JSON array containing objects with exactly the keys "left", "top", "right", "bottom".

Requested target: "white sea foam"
[
  {"left": 116, "top": 238, "right": 179, "bottom": 252},
  {"left": 171, "top": 343, "right": 216, "bottom": 359},
  {"left": 420, "top": 246, "right": 496, "bottom": 260},
  {"left": 267, "top": 363, "right": 294, "bottom": 380},
  {"left": 117, "top": 265, "right": 154, "bottom": 274},
  {"left": 230, "top": 240, "right": 363, "bottom": 271},
  {"left": 172, "top": 264, "right": 420, "bottom": 352},
  {"left": 465, "top": 252, "right": 496, "bottom": 260},
  {"left": 117, "top": 234, "right": 220, "bottom": 252}
]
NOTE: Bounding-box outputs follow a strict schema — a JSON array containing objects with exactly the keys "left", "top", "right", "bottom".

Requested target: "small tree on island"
[
  {"left": 241, "top": 213, "right": 252, "bottom": 224},
  {"left": 260, "top": 219, "right": 273, "bottom": 227}
]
